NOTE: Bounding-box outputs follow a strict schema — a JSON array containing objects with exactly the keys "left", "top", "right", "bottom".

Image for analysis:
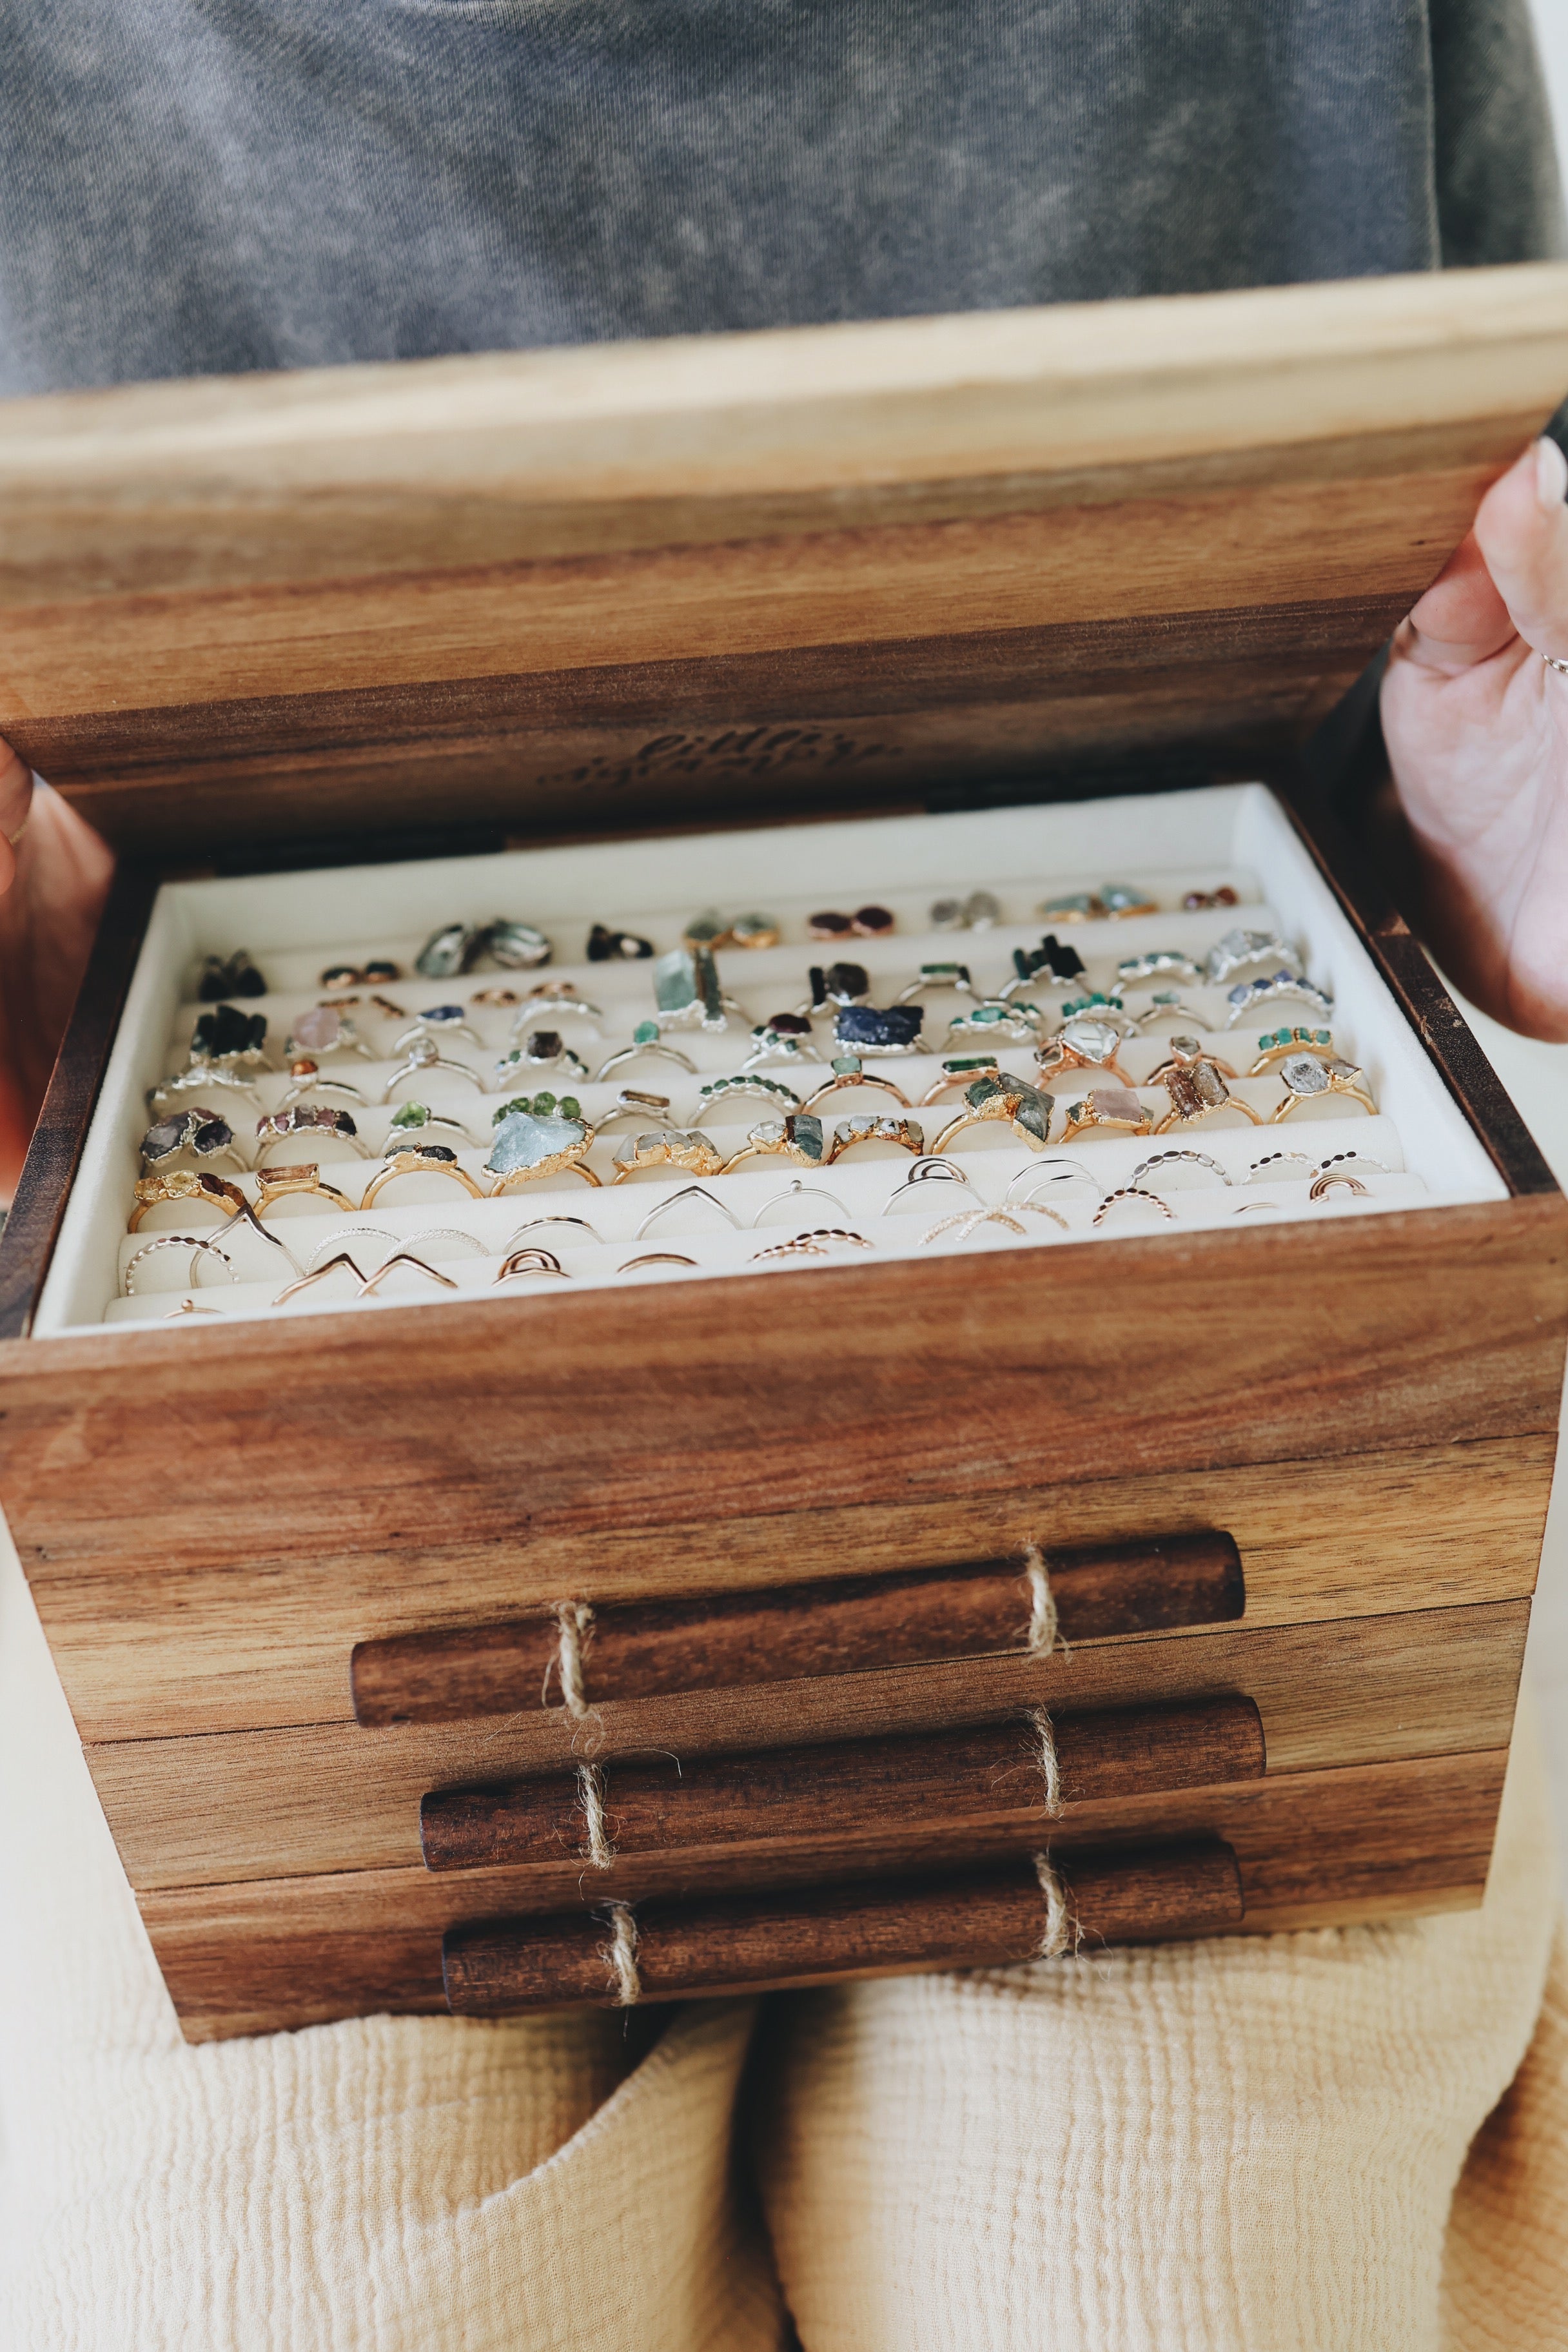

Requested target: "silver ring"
[
  {"left": 391, "top": 1008, "right": 484, "bottom": 1054},
  {"left": 1545, "top": 652, "right": 1568, "bottom": 674},
  {"left": 148, "top": 1064, "right": 266, "bottom": 1115},
  {"left": 1313, "top": 1150, "right": 1389, "bottom": 1179},
  {"left": 1129, "top": 1150, "right": 1233, "bottom": 1190},
  {"left": 305, "top": 1224, "right": 402, "bottom": 1271},
  {"left": 634, "top": 1184, "right": 741, "bottom": 1241},
  {"left": 739, "top": 1025, "right": 825, "bottom": 1071},
  {"left": 1093, "top": 1186, "right": 1177, "bottom": 1225},
  {"left": 1115, "top": 950, "right": 1204, "bottom": 990},
  {"left": 881, "top": 1156, "right": 972, "bottom": 1213},
  {"left": 139, "top": 1108, "right": 250, "bottom": 1176},
  {"left": 494, "top": 1035, "right": 591, "bottom": 1086},
  {"left": 594, "top": 1033, "right": 698, "bottom": 1083},
  {"left": 383, "top": 1103, "right": 482, "bottom": 1149},
  {"left": 1224, "top": 974, "right": 1335, "bottom": 1029},
  {"left": 277, "top": 1064, "right": 368, "bottom": 1110},
  {"left": 505, "top": 1215, "right": 604, "bottom": 1250},
  {"left": 698, "top": 1073, "right": 804, "bottom": 1115},
  {"left": 595, "top": 1090, "right": 676, "bottom": 1132},
  {"left": 122, "top": 1233, "right": 239, "bottom": 1297},
  {"left": 401, "top": 1225, "right": 489, "bottom": 1259},
  {"left": 1204, "top": 929, "right": 1304, "bottom": 987},
  {"left": 283, "top": 1008, "right": 375, "bottom": 1062},
  {"left": 1126, "top": 992, "right": 1211, "bottom": 1034},
  {"left": 1003, "top": 1156, "right": 1097, "bottom": 1202},
  {"left": 894, "top": 962, "right": 977, "bottom": 1006},
  {"left": 1246, "top": 1149, "right": 1315, "bottom": 1184},
  {"left": 380, "top": 1037, "right": 486, "bottom": 1099},
  {"left": 751, "top": 1179, "right": 852, "bottom": 1229},
  {"left": 255, "top": 1106, "right": 370, "bottom": 1160}
]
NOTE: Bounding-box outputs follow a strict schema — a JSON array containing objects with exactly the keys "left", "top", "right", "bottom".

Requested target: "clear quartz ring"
[
  {"left": 1204, "top": 929, "right": 1304, "bottom": 988},
  {"left": 381, "top": 1035, "right": 486, "bottom": 1099}
]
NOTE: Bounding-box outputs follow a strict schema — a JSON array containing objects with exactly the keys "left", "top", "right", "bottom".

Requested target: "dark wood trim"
[
  {"left": 0, "top": 861, "right": 159, "bottom": 1341},
  {"left": 1278, "top": 774, "right": 1558, "bottom": 1199}
]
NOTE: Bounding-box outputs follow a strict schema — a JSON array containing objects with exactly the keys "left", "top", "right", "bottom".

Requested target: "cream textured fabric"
[
  {"left": 757, "top": 1721, "right": 1560, "bottom": 2352},
  {"left": 0, "top": 1532, "right": 786, "bottom": 2352}
]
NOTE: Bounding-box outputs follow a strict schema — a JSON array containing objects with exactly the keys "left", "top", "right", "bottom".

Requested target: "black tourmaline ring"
[{"left": 139, "top": 1108, "right": 248, "bottom": 1175}]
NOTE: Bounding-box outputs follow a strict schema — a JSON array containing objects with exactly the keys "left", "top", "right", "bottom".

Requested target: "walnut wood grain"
[
  {"left": 83, "top": 1602, "right": 1525, "bottom": 1890},
  {"left": 418, "top": 1697, "right": 1265, "bottom": 1873},
  {"left": 136, "top": 1747, "right": 1507, "bottom": 2039},
  {"left": 353, "top": 1532, "right": 1244, "bottom": 1730},
  {"left": 440, "top": 1839, "right": 1245, "bottom": 2014},
  {"left": 3, "top": 266, "right": 1565, "bottom": 851}
]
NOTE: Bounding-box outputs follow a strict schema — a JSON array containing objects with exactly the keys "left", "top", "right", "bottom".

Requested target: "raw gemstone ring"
[
  {"left": 999, "top": 935, "right": 1087, "bottom": 997},
  {"left": 362, "top": 1146, "right": 487, "bottom": 1207},
  {"left": 825, "top": 1113, "right": 926, "bottom": 1162},
  {"left": 931, "top": 1075, "right": 1053, "bottom": 1155},
  {"left": 251, "top": 1162, "right": 357, "bottom": 1219},
  {"left": 720, "top": 1113, "right": 828, "bottom": 1173},
  {"left": 189, "top": 1003, "right": 270, "bottom": 1070},
  {"left": 139, "top": 1108, "right": 248, "bottom": 1175},
  {"left": 1115, "top": 949, "right": 1204, "bottom": 991},
  {"left": 808, "top": 905, "right": 896, "bottom": 939},
  {"left": 1034, "top": 1015, "right": 1135, "bottom": 1088},
  {"left": 1127, "top": 990, "right": 1211, "bottom": 1034},
  {"left": 801, "top": 1056, "right": 912, "bottom": 1112},
  {"left": 918, "top": 1055, "right": 1025, "bottom": 1106},
  {"left": 1146, "top": 1035, "right": 1240, "bottom": 1085},
  {"left": 594, "top": 1023, "right": 699, "bottom": 1082},
  {"left": 834, "top": 1004, "right": 925, "bottom": 1057},
  {"left": 385, "top": 1101, "right": 484, "bottom": 1149},
  {"left": 596, "top": 1088, "right": 676, "bottom": 1132},
  {"left": 698, "top": 1073, "right": 806, "bottom": 1119},
  {"left": 493, "top": 1033, "right": 591, "bottom": 1086},
  {"left": 509, "top": 986, "right": 603, "bottom": 1034},
  {"left": 1270, "top": 1053, "right": 1377, "bottom": 1121},
  {"left": 610, "top": 1130, "right": 727, "bottom": 1184},
  {"left": 255, "top": 1105, "right": 370, "bottom": 1162},
  {"left": 485, "top": 1106, "right": 602, "bottom": 1191},
  {"left": 928, "top": 890, "right": 1001, "bottom": 931},
  {"left": 391, "top": 1005, "right": 484, "bottom": 1054},
  {"left": 127, "top": 1170, "right": 248, "bottom": 1232},
  {"left": 1153, "top": 1055, "right": 1262, "bottom": 1133},
  {"left": 796, "top": 961, "right": 871, "bottom": 1014},
  {"left": 1246, "top": 1025, "right": 1338, "bottom": 1075},
  {"left": 894, "top": 961, "right": 977, "bottom": 1006},
  {"left": 586, "top": 923, "right": 654, "bottom": 962},
  {"left": 277, "top": 1057, "right": 368, "bottom": 1110},
  {"left": 941, "top": 1002, "right": 1039, "bottom": 1048},
  {"left": 1058, "top": 1088, "right": 1154, "bottom": 1144},
  {"left": 148, "top": 1061, "right": 266, "bottom": 1115},
  {"left": 739, "top": 1015, "right": 825, "bottom": 1070},
  {"left": 1204, "top": 928, "right": 1304, "bottom": 987},
  {"left": 284, "top": 1005, "right": 375, "bottom": 1063},
  {"left": 1224, "top": 972, "right": 1335, "bottom": 1029},
  {"left": 318, "top": 958, "right": 400, "bottom": 989},
  {"left": 653, "top": 945, "right": 733, "bottom": 1033},
  {"left": 381, "top": 1035, "right": 487, "bottom": 1100},
  {"left": 197, "top": 950, "right": 268, "bottom": 1001}
]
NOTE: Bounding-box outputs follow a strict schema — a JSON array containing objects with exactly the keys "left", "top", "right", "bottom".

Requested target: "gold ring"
[
  {"left": 1034, "top": 1014, "right": 1135, "bottom": 1089},
  {"left": 1153, "top": 1057, "right": 1262, "bottom": 1133},
  {"left": 931, "top": 1077, "right": 1052, "bottom": 1154},
  {"left": 1309, "top": 1170, "right": 1369, "bottom": 1199},
  {"left": 484, "top": 1107, "right": 602, "bottom": 1191},
  {"left": 128, "top": 1171, "right": 246, "bottom": 1232},
  {"left": 825, "top": 1113, "right": 926, "bottom": 1162},
  {"left": 1058, "top": 1088, "right": 1153, "bottom": 1144},
  {"left": 360, "top": 1148, "right": 486, "bottom": 1207},
  {"left": 253, "top": 1162, "right": 357, "bottom": 1219},
  {"left": 801, "top": 1056, "right": 912, "bottom": 1112},
  {"left": 1146, "top": 1037, "right": 1240, "bottom": 1084},
  {"left": 1246, "top": 1026, "right": 1338, "bottom": 1076},
  {"left": 610, "top": 1130, "right": 726, "bottom": 1183},
  {"left": 720, "top": 1113, "right": 828, "bottom": 1173},
  {"left": 918, "top": 1055, "right": 1013, "bottom": 1106},
  {"left": 1270, "top": 1053, "right": 1377, "bottom": 1121}
]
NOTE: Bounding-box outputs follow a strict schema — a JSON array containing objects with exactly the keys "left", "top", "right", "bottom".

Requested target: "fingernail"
[{"left": 1535, "top": 436, "right": 1568, "bottom": 509}]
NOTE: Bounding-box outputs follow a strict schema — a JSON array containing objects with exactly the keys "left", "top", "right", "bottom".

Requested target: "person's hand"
[
  {"left": 0, "top": 738, "right": 115, "bottom": 1195},
  {"left": 1382, "top": 437, "right": 1568, "bottom": 1040}
]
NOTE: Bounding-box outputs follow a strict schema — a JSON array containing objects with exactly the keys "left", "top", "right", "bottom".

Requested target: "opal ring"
[
  {"left": 382, "top": 1037, "right": 486, "bottom": 1099},
  {"left": 256, "top": 1105, "right": 369, "bottom": 1162},
  {"left": 611, "top": 1130, "right": 726, "bottom": 1183},
  {"left": 1270, "top": 1054, "right": 1377, "bottom": 1121},
  {"left": 139, "top": 1108, "right": 248, "bottom": 1175},
  {"left": 720, "top": 1113, "right": 828, "bottom": 1173},
  {"left": 826, "top": 1113, "right": 926, "bottom": 1162},
  {"left": 1059, "top": 1088, "right": 1153, "bottom": 1144},
  {"left": 253, "top": 1163, "right": 357, "bottom": 1219},
  {"left": 931, "top": 1075, "right": 1052, "bottom": 1153},
  {"left": 128, "top": 1171, "right": 248, "bottom": 1231},
  {"left": 595, "top": 1024, "right": 699, "bottom": 1082},
  {"left": 801, "top": 1057, "right": 913, "bottom": 1112},
  {"left": 1038, "top": 883, "right": 1158, "bottom": 922}
]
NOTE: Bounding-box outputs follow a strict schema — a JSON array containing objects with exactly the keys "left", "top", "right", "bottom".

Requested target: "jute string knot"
[
  {"left": 600, "top": 1902, "right": 642, "bottom": 2005},
  {"left": 576, "top": 1762, "right": 614, "bottom": 1869},
  {"left": 1028, "top": 1705, "right": 1063, "bottom": 1817},
  {"left": 1033, "top": 1854, "right": 1075, "bottom": 1958},
  {"left": 552, "top": 1600, "right": 594, "bottom": 1718},
  {"left": 1022, "top": 1544, "right": 1061, "bottom": 1657}
]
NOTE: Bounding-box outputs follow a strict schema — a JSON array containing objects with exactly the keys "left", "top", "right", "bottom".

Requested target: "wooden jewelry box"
[{"left": 1, "top": 266, "right": 1566, "bottom": 2041}]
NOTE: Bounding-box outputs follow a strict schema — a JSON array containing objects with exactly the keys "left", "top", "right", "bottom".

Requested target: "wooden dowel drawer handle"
[
  {"left": 353, "top": 1530, "right": 1245, "bottom": 1727},
  {"left": 419, "top": 1695, "right": 1265, "bottom": 1872},
  {"left": 441, "top": 1838, "right": 1245, "bottom": 2014}
]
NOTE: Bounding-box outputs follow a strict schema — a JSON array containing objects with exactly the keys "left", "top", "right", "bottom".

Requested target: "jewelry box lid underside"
[{"left": 3, "top": 264, "right": 1568, "bottom": 860}]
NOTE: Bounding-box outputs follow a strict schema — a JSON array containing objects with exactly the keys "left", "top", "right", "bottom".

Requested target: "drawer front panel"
[{"left": 84, "top": 1600, "right": 1527, "bottom": 1890}]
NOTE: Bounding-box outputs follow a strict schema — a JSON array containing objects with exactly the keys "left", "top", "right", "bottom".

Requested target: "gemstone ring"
[
  {"left": 1204, "top": 928, "right": 1304, "bottom": 988},
  {"left": 148, "top": 1063, "right": 266, "bottom": 1115},
  {"left": 1126, "top": 992, "right": 1211, "bottom": 1034},
  {"left": 931, "top": 1075, "right": 1052, "bottom": 1155},
  {"left": 139, "top": 1108, "right": 249, "bottom": 1176},
  {"left": 801, "top": 1057, "right": 912, "bottom": 1113},
  {"left": 1058, "top": 1088, "right": 1154, "bottom": 1144},
  {"left": 361, "top": 1146, "right": 487, "bottom": 1207},
  {"left": 796, "top": 961, "right": 870, "bottom": 1014},
  {"left": 493, "top": 1034, "right": 591, "bottom": 1086},
  {"left": 391, "top": 1005, "right": 484, "bottom": 1054},
  {"left": 596, "top": 1088, "right": 676, "bottom": 1132},
  {"left": 1153, "top": 1057, "right": 1262, "bottom": 1133},
  {"left": 999, "top": 935, "right": 1086, "bottom": 997},
  {"left": 252, "top": 1163, "right": 357, "bottom": 1219},
  {"left": 256, "top": 1105, "right": 371, "bottom": 1162},
  {"left": 825, "top": 1113, "right": 926, "bottom": 1162},
  {"left": 277, "top": 1057, "right": 368, "bottom": 1110},
  {"left": 283, "top": 1005, "right": 375, "bottom": 1063},
  {"left": 382, "top": 1036, "right": 487, "bottom": 1099},
  {"left": 594, "top": 1024, "right": 699, "bottom": 1082},
  {"left": 1145, "top": 1036, "right": 1240, "bottom": 1085},
  {"left": 720, "top": 1113, "right": 828, "bottom": 1173},
  {"left": 484, "top": 1106, "right": 601, "bottom": 1191},
  {"left": 1115, "top": 950, "right": 1204, "bottom": 990},
  {"left": 894, "top": 961, "right": 978, "bottom": 1007},
  {"left": 1224, "top": 974, "right": 1335, "bottom": 1030},
  {"left": 128, "top": 1170, "right": 248, "bottom": 1231},
  {"left": 1034, "top": 1017, "right": 1136, "bottom": 1089},
  {"left": 698, "top": 1073, "right": 805, "bottom": 1119},
  {"left": 611, "top": 1130, "right": 727, "bottom": 1184},
  {"left": 929, "top": 890, "right": 1001, "bottom": 931},
  {"left": 122, "top": 1232, "right": 239, "bottom": 1295},
  {"left": 1246, "top": 1025, "right": 1339, "bottom": 1075},
  {"left": 738, "top": 1017, "right": 825, "bottom": 1070},
  {"left": 919, "top": 1055, "right": 1011, "bottom": 1106},
  {"left": 509, "top": 990, "right": 603, "bottom": 1034},
  {"left": 1270, "top": 1053, "right": 1377, "bottom": 1121},
  {"left": 385, "top": 1101, "right": 482, "bottom": 1149},
  {"left": 942, "top": 1003, "right": 1040, "bottom": 1048},
  {"left": 188, "top": 1004, "right": 271, "bottom": 1071}
]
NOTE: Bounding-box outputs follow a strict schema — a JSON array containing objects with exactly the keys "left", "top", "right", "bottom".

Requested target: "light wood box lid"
[{"left": 2, "top": 264, "right": 1568, "bottom": 855}]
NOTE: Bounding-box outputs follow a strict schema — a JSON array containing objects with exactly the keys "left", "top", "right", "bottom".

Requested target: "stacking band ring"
[
  {"left": 122, "top": 1233, "right": 239, "bottom": 1295},
  {"left": 493, "top": 1248, "right": 573, "bottom": 1284},
  {"left": 1128, "top": 1150, "right": 1233, "bottom": 1190},
  {"left": 1093, "top": 1186, "right": 1177, "bottom": 1225}
]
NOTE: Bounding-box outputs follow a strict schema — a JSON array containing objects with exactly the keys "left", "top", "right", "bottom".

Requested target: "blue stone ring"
[{"left": 484, "top": 1105, "right": 602, "bottom": 1191}]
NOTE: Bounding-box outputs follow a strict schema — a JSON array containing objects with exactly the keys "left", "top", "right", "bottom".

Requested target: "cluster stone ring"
[
  {"left": 802, "top": 1056, "right": 912, "bottom": 1112},
  {"left": 1059, "top": 1088, "right": 1153, "bottom": 1144},
  {"left": 1146, "top": 1036, "right": 1239, "bottom": 1085},
  {"left": 253, "top": 1163, "right": 357, "bottom": 1219},
  {"left": 128, "top": 1170, "right": 247, "bottom": 1231},
  {"left": 1204, "top": 928, "right": 1304, "bottom": 987},
  {"left": 1271, "top": 1053, "right": 1377, "bottom": 1121},
  {"left": 1224, "top": 972, "right": 1335, "bottom": 1029},
  {"left": 611, "top": 1130, "right": 726, "bottom": 1183},
  {"left": 485, "top": 1106, "right": 601, "bottom": 1190},
  {"left": 741, "top": 1017, "right": 825, "bottom": 1070},
  {"left": 1115, "top": 950, "right": 1203, "bottom": 990},
  {"left": 139, "top": 1108, "right": 248, "bottom": 1176},
  {"left": 720, "top": 1113, "right": 828, "bottom": 1173},
  {"left": 1246, "top": 1025, "right": 1338, "bottom": 1075},
  {"left": 595, "top": 1023, "right": 699, "bottom": 1081},
  {"left": 382, "top": 1037, "right": 486, "bottom": 1099},
  {"left": 931, "top": 1075, "right": 1052, "bottom": 1153},
  {"left": 826, "top": 1113, "right": 926, "bottom": 1162},
  {"left": 698, "top": 1073, "right": 804, "bottom": 1118},
  {"left": 255, "top": 1105, "right": 369, "bottom": 1161}
]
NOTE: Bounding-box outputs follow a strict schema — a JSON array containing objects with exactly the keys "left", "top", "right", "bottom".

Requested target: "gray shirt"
[{"left": 0, "top": 0, "right": 1561, "bottom": 395}]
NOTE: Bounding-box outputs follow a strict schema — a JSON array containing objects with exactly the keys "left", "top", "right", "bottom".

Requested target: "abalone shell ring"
[
  {"left": 594, "top": 1024, "right": 700, "bottom": 1081},
  {"left": 1270, "top": 1054, "right": 1377, "bottom": 1121},
  {"left": 826, "top": 1113, "right": 926, "bottom": 1162},
  {"left": 252, "top": 1164, "right": 357, "bottom": 1219},
  {"left": 801, "top": 1057, "right": 912, "bottom": 1112},
  {"left": 1059, "top": 1088, "right": 1154, "bottom": 1144},
  {"left": 382, "top": 1037, "right": 487, "bottom": 1099},
  {"left": 720, "top": 1113, "right": 828, "bottom": 1173},
  {"left": 360, "top": 1146, "right": 486, "bottom": 1206},
  {"left": 255, "top": 1105, "right": 369, "bottom": 1161},
  {"left": 611, "top": 1130, "right": 727, "bottom": 1183},
  {"left": 128, "top": 1170, "right": 248, "bottom": 1231}
]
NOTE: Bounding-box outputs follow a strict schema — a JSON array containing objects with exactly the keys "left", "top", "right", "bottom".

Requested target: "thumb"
[
  {"left": 1470, "top": 434, "right": 1568, "bottom": 663},
  {"left": 0, "top": 738, "right": 34, "bottom": 897}
]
